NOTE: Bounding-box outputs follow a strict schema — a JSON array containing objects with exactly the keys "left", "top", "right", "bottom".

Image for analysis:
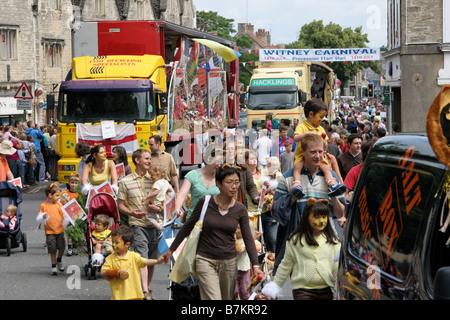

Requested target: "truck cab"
[
  {"left": 246, "top": 61, "right": 333, "bottom": 129},
  {"left": 57, "top": 55, "right": 168, "bottom": 182}
]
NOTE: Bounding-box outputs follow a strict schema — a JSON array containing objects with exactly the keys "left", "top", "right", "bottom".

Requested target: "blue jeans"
[
  {"left": 34, "top": 151, "right": 45, "bottom": 181},
  {"left": 18, "top": 161, "right": 25, "bottom": 185},
  {"left": 261, "top": 211, "right": 278, "bottom": 253},
  {"left": 25, "top": 162, "right": 35, "bottom": 184}
]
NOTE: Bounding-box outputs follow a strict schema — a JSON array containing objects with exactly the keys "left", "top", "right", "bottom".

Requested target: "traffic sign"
[
  {"left": 16, "top": 99, "right": 32, "bottom": 110},
  {"left": 383, "top": 86, "right": 391, "bottom": 105},
  {"left": 14, "top": 82, "right": 33, "bottom": 99}
]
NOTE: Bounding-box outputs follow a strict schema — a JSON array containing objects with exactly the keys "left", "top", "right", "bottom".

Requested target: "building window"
[
  {"left": 51, "top": 0, "right": 60, "bottom": 10},
  {"left": 95, "top": 0, "right": 105, "bottom": 16},
  {"left": 137, "top": 0, "right": 145, "bottom": 20},
  {"left": 387, "top": 0, "right": 401, "bottom": 50},
  {"left": 44, "top": 42, "right": 62, "bottom": 68},
  {"left": 0, "top": 28, "right": 17, "bottom": 60}
]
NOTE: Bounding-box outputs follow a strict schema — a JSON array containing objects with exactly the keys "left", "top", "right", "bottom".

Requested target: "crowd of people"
[
  {"left": 4, "top": 96, "right": 392, "bottom": 300},
  {"left": 0, "top": 120, "right": 59, "bottom": 189}
]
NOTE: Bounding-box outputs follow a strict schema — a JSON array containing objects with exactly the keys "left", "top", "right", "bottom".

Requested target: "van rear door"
[{"left": 337, "top": 135, "right": 448, "bottom": 300}]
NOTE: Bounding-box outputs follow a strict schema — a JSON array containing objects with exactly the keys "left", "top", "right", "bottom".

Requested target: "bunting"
[{"left": 186, "top": 41, "right": 199, "bottom": 87}]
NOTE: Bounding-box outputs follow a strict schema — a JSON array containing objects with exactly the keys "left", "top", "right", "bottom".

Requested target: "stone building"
[
  {"left": 383, "top": 0, "right": 450, "bottom": 132},
  {"left": 236, "top": 23, "right": 274, "bottom": 50},
  {"left": 0, "top": 0, "right": 196, "bottom": 125}
]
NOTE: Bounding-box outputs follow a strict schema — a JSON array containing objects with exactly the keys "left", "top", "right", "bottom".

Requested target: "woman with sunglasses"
[{"left": 158, "top": 164, "right": 264, "bottom": 300}]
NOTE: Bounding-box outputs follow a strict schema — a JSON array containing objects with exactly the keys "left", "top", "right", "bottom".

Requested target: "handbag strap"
[{"left": 199, "top": 195, "right": 211, "bottom": 222}]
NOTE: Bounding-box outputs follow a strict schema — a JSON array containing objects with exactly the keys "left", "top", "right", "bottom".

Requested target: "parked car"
[{"left": 336, "top": 133, "right": 450, "bottom": 300}]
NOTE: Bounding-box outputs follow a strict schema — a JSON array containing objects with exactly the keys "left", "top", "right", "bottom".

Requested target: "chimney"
[
  {"left": 237, "top": 23, "right": 246, "bottom": 35},
  {"left": 246, "top": 23, "right": 254, "bottom": 34}
]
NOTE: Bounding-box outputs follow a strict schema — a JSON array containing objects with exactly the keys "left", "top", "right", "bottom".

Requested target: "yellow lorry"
[
  {"left": 246, "top": 61, "right": 334, "bottom": 129},
  {"left": 56, "top": 55, "right": 168, "bottom": 182}
]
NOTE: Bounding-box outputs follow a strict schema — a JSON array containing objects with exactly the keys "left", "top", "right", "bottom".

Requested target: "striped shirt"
[
  {"left": 273, "top": 167, "right": 346, "bottom": 215},
  {"left": 117, "top": 171, "right": 154, "bottom": 228}
]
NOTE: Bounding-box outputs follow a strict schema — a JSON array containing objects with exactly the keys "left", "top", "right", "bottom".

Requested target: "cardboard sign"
[
  {"left": 62, "top": 198, "right": 87, "bottom": 226},
  {"left": 8, "top": 177, "right": 22, "bottom": 189},
  {"left": 101, "top": 120, "right": 116, "bottom": 139},
  {"left": 163, "top": 193, "right": 177, "bottom": 226}
]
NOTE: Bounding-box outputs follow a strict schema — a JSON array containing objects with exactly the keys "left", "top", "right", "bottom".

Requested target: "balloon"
[{"left": 35, "top": 87, "right": 43, "bottom": 97}]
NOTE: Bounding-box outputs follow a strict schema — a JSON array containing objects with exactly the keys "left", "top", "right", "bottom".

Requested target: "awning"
[{"left": 192, "top": 38, "right": 241, "bottom": 62}]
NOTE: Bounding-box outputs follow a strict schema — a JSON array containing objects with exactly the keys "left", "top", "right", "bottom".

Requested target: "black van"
[{"left": 336, "top": 134, "right": 450, "bottom": 300}]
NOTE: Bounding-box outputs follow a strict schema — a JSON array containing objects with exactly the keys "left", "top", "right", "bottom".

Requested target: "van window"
[{"left": 348, "top": 162, "right": 435, "bottom": 283}]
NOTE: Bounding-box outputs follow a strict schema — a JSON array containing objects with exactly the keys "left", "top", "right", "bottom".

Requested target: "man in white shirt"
[{"left": 252, "top": 129, "right": 272, "bottom": 170}]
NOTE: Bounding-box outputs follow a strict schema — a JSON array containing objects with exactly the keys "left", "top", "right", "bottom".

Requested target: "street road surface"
[{"left": 0, "top": 183, "right": 292, "bottom": 300}]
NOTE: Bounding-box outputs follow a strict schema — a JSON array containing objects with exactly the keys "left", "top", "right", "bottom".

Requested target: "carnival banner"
[{"left": 259, "top": 48, "right": 380, "bottom": 62}]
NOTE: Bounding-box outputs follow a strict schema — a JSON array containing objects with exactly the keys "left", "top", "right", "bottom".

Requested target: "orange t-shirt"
[
  {"left": 39, "top": 201, "right": 64, "bottom": 235},
  {"left": 0, "top": 157, "right": 11, "bottom": 181},
  {"left": 62, "top": 189, "right": 79, "bottom": 201}
]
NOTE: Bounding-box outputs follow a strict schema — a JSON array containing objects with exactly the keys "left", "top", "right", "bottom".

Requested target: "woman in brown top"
[{"left": 159, "top": 164, "right": 264, "bottom": 300}]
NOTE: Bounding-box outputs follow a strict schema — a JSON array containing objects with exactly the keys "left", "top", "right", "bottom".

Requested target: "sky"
[{"left": 194, "top": 0, "right": 387, "bottom": 48}]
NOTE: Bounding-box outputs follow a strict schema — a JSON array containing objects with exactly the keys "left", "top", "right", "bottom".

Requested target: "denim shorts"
[{"left": 131, "top": 226, "right": 160, "bottom": 259}]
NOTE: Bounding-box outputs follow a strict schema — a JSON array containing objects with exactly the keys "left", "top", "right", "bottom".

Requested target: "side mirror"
[
  {"left": 434, "top": 267, "right": 450, "bottom": 300},
  {"left": 157, "top": 92, "right": 168, "bottom": 115},
  {"left": 298, "top": 90, "right": 307, "bottom": 105}
]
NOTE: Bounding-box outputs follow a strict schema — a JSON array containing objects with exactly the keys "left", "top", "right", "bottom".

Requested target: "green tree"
[
  {"left": 287, "top": 20, "right": 381, "bottom": 85},
  {"left": 238, "top": 51, "right": 258, "bottom": 88},
  {"left": 196, "top": 11, "right": 236, "bottom": 39}
]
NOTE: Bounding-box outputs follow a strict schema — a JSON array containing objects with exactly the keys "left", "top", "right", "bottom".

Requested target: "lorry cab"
[
  {"left": 337, "top": 134, "right": 450, "bottom": 300},
  {"left": 246, "top": 61, "right": 334, "bottom": 129}
]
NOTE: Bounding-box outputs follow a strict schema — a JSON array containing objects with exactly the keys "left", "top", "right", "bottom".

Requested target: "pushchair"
[
  {"left": 0, "top": 181, "right": 27, "bottom": 256},
  {"left": 158, "top": 219, "right": 200, "bottom": 300},
  {"left": 246, "top": 217, "right": 273, "bottom": 300},
  {"left": 84, "top": 192, "right": 120, "bottom": 280}
]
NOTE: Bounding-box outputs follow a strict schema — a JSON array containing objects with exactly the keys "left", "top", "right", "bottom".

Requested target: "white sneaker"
[
  {"left": 57, "top": 261, "right": 65, "bottom": 272},
  {"left": 51, "top": 267, "right": 57, "bottom": 275}
]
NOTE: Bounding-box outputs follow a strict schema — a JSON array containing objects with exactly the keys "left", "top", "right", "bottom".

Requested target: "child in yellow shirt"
[
  {"left": 292, "top": 98, "right": 346, "bottom": 198},
  {"left": 91, "top": 214, "right": 113, "bottom": 267},
  {"left": 36, "top": 183, "right": 68, "bottom": 275},
  {"left": 101, "top": 225, "right": 162, "bottom": 300}
]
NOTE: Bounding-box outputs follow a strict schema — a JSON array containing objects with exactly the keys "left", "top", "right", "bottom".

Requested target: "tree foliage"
[
  {"left": 286, "top": 20, "right": 381, "bottom": 85},
  {"left": 196, "top": 11, "right": 236, "bottom": 39}
]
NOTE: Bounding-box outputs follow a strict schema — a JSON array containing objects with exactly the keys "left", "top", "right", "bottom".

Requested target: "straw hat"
[{"left": 0, "top": 140, "right": 16, "bottom": 155}]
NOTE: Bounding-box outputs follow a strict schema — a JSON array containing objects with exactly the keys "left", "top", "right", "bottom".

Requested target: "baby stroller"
[
  {"left": 247, "top": 217, "right": 273, "bottom": 300},
  {"left": 158, "top": 220, "right": 200, "bottom": 300},
  {"left": 0, "top": 181, "right": 27, "bottom": 256},
  {"left": 84, "top": 192, "right": 120, "bottom": 280}
]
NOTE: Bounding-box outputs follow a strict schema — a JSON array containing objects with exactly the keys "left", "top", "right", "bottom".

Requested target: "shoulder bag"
[{"left": 168, "top": 195, "right": 210, "bottom": 283}]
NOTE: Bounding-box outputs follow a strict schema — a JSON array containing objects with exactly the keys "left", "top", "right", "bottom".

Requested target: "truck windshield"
[
  {"left": 58, "top": 90, "right": 156, "bottom": 123},
  {"left": 247, "top": 91, "right": 297, "bottom": 110}
]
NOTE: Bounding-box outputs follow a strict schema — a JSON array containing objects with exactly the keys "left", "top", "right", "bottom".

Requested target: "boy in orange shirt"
[
  {"left": 37, "top": 183, "right": 68, "bottom": 275},
  {"left": 292, "top": 98, "right": 346, "bottom": 198}
]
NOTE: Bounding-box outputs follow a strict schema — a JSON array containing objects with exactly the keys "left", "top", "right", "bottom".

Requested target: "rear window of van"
[{"left": 348, "top": 149, "right": 436, "bottom": 283}]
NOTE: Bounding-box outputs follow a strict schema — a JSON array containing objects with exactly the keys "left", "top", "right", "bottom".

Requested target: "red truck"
[{"left": 66, "top": 20, "right": 240, "bottom": 176}]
